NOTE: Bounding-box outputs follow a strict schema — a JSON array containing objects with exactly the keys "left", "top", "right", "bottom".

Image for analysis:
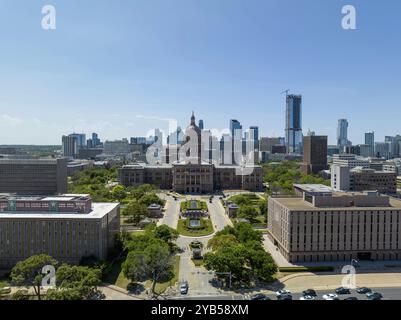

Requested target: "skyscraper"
[
  {"left": 285, "top": 94, "right": 303, "bottom": 154},
  {"left": 337, "top": 119, "right": 350, "bottom": 148},
  {"left": 198, "top": 119, "right": 204, "bottom": 130},
  {"left": 230, "top": 119, "right": 242, "bottom": 164},
  {"left": 249, "top": 126, "right": 259, "bottom": 151},
  {"left": 69, "top": 133, "right": 86, "bottom": 149},
  {"left": 92, "top": 132, "right": 101, "bottom": 147},
  {"left": 364, "top": 131, "right": 375, "bottom": 157}
]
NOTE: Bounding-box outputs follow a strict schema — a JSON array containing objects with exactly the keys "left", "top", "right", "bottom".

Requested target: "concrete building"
[
  {"left": 301, "top": 135, "right": 328, "bottom": 175},
  {"left": 62, "top": 135, "right": 78, "bottom": 158},
  {"left": 332, "top": 154, "right": 370, "bottom": 168},
  {"left": 365, "top": 132, "right": 375, "bottom": 157},
  {"left": 103, "top": 139, "right": 130, "bottom": 155},
  {"left": 268, "top": 184, "right": 401, "bottom": 263},
  {"left": 0, "top": 194, "right": 120, "bottom": 269},
  {"left": 0, "top": 158, "right": 67, "bottom": 195},
  {"left": 259, "top": 137, "right": 285, "bottom": 153},
  {"left": 331, "top": 165, "right": 396, "bottom": 194},
  {"left": 375, "top": 142, "right": 390, "bottom": 159}
]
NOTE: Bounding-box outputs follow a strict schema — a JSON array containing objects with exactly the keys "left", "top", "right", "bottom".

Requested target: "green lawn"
[
  {"left": 177, "top": 218, "right": 214, "bottom": 237},
  {"left": 180, "top": 200, "right": 208, "bottom": 212}
]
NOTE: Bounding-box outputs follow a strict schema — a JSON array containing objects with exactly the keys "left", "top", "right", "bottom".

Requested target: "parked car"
[
  {"left": 344, "top": 297, "right": 358, "bottom": 300},
  {"left": 250, "top": 294, "right": 267, "bottom": 300},
  {"left": 356, "top": 287, "right": 372, "bottom": 294},
  {"left": 335, "top": 287, "right": 351, "bottom": 295},
  {"left": 277, "top": 294, "right": 292, "bottom": 300},
  {"left": 367, "top": 292, "right": 383, "bottom": 300},
  {"left": 275, "top": 289, "right": 291, "bottom": 296},
  {"left": 179, "top": 281, "right": 189, "bottom": 295},
  {"left": 302, "top": 289, "right": 317, "bottom": 297},
  {"left": 299, "top": 295, "right": 315, "bottom": 300},
  {"left": 322, "top": 293, "right": 339, "bottom": 300}
]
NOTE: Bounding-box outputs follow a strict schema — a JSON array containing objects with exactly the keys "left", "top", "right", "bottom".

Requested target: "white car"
[
  {"left": 323, "top": 293, "right": 339, "bottom": 300},
  {"left": 276, "top": 289, "right": 291, "bottom": 296},
  {"left": 299, "top": 295, "right": 315, "bottom": 300}
]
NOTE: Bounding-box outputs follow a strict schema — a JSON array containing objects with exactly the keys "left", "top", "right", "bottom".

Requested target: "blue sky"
[{"left": 0, "top": 0, "right": 400, "bottom": 145}]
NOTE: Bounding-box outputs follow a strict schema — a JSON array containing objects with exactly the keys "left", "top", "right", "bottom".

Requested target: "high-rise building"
[
  {"left": 92, "top": 133, "right": 101, "bottom": 147},
  {"left": 0, "top": 158, "right": 67, "bottom": 195},
  {"left": 365, "top": 132, "right": 375, "bottom": 148},
  {"left": 375, "top": 142, "right": 390, "bottom": 159},
  {"left": 249, "top": 126, "right": 259, "bottom": 151},
  {"left": 69, "top": 133, "right": 86, "bottom": 149},
  {"left": 62, "top": 135, "right": 78, "bottom": 158},
  {"left": 337, "top": 119, "right": 350, "bottom": 148},
  {"left": 198, "top": 119, "right": 204, "bottom": 130},
  {"left": 285, "top": 94, "right": 303, "bottom": 154},
  {"left": 301, "top": 135, "right": 328, "bottom": 175},
  {"left": 230, "top": 119, "right": 242, "bottom": 164},
  {"left": 259, "top": 137, "right": 285, "bottom": 153}
]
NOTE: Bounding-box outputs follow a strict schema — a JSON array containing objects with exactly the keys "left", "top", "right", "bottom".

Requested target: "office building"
[
  {"left": 198, "top": 120, "right": 204, "bottom": 130},
  {"left": 0, "top": 194, "right": 120, "bottom": 269},
  {"left": 301, "top": 135, "right": 328, "bottom": 175},
  {"left": 103, "top": 139, "right": 130, "bottom": 155},
  {"left": 268, "top": 184, "right": 401, "bottom": 263},
  {"left": 337, "top": 119, "right": 350, "bottom": 148},
  {"left": 375, "top": 142, "right": 390, "bottom": 159},
  {"left": 259, "top": 137, "right": 285, "bottom": 153},
  {"left": 331, "top": 165, "right": 397, "bottom": 194},
  {"left": 0, "top": 158, "right": 67, "bottom": 195},
  {"left": 230, "top": 119, "right": 242, "bottom": 164},
  {"left": 285, "top": 94, "right": 303, "bottom": 154},
  {"left": 332, "top": 154, "right": 370, "bottom": 168},
  {"left": 365, "top": 132, "right": 375, "bottom": 156},
  {"left": 62, "top": 135, "right": 78, "bottom": 158},
  {"left": 69, "top": 133, "right": 86, "bottom": 149}
]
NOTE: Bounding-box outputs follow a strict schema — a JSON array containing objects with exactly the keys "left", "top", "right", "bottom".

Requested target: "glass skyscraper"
[
  {"left": 337, "top": 119, "right": 350, "bottom": 148},
  {"left": 285, "top": 94, "right": 303, "bottom": 154}
]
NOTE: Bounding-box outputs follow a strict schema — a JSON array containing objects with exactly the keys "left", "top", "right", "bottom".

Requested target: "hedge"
[{"left": 278, "top": 266, "right": 334, "bottom": 272}]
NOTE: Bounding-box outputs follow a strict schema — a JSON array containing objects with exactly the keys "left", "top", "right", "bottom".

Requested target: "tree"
[
  {"left": 112, "top": 185, "right": 127, "bottom": 201},
  {"left": 11, "top": 254, "right": 58, "bottom": 300},
  {"left": 237, "top": 205, "right": 258, "bottom": 221},
  {"left": 46, "top": 264, "right": 103, "bottom": 300},
  {"left": 259, "top": 201, "right": 267, "bottom": 216},
  {"left": 139, "top": 193, "right": 165, "bottom": 207},
  {"left": 124, "top": 199, "right": 148, "bottom": 224},
  {"left": 122, "top": 241, "right": 174, "bottom": 294},
  {"left": 152, "top": 225, "right": 179, "bottom": 244},
  {"left": 207, "top": 234, "right": 238, "bottom": 251}
]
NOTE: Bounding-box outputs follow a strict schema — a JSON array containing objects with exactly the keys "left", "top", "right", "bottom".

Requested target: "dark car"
[
  {"left": 250, "top": 294, "right": 267, "bottom": 300},
  {"left": 277, "top": 294, "right": 292, "bottom": 300},
  {"left": 344, "top": 297, "right": 358, "bottom": 300},
  {"left": 356, "top": 287, "right": 372, "bottom": 294},
  {"left": 335, "top": 287, "right": 351, "bottom": 295},
  {"left": 367, "top": 292, "right": 383, "bottom": 300},
  {"left": 302, "top": 289, "right": 317, "bottom": 297}
]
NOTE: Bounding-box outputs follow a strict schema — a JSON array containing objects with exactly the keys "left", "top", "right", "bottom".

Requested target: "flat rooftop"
[
  {"left": 293, "top": 184, "right": 334, "bottom": 193},
  {"left": 0, "top": 194, "right": 90, "bottom": 201},
  {"left": 0, "top": 202, "right": 119, "bottom": 219},
  {"left": 270, "top": 196, "right": 401, "bottom": 211}
]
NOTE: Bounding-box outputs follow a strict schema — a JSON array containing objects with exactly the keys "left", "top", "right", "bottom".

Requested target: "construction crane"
[{"left": 281, "top": 89, "right": 290, "bottom": 96}]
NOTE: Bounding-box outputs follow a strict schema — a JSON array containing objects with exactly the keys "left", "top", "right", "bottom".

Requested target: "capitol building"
[{"left": 118, "top": 113, "right": 264, "bottom": 193}]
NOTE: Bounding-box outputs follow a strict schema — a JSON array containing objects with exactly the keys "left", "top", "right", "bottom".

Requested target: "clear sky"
[{"left": 0, "top": 0, "right": 400, "bottom": 145}]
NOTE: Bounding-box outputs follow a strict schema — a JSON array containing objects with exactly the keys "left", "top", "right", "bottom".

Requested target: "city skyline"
[{"left": 1, "top": 0, "right": 401, "bottom": 145}]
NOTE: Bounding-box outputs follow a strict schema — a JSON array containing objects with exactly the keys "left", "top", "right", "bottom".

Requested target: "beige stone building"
[
  {"left": 268, "top": 184, "right": 401, "bottom": 263},
  {"left": 0, "top": 194, "right": 120, "bottom": 269}
]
